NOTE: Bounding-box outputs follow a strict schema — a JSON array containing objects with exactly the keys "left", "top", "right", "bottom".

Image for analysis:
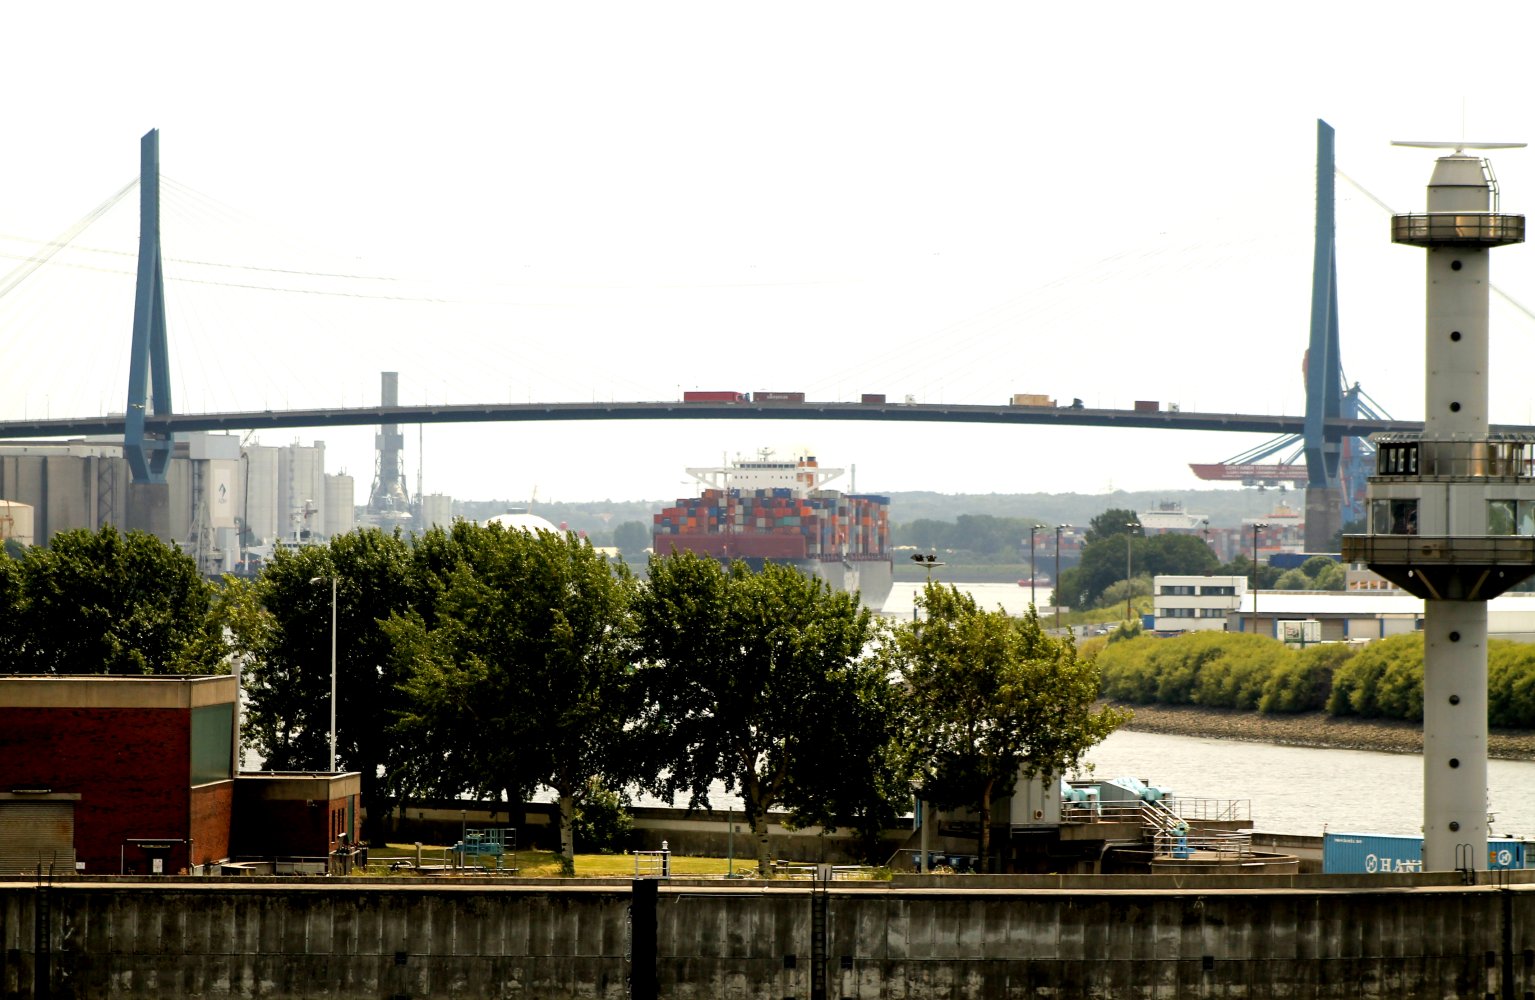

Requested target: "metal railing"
[
  {"left": 1153, "top": 828, "right": 1254, "bottom": 861},
  {"left": 1372, "top": 435, "right": 1535, "bottom": 480},
  {"left": 1059, "top": 797, "right": 1250, "bottom": 826},
  {"left": 770, "top": 862, "right": 883, "bottom": 881},
  {"left": 634, "top": 842, "right": 671, "bottom": 878},
  {"left": 1391, "top": 212, "right": 1525, "bottom": 246}
]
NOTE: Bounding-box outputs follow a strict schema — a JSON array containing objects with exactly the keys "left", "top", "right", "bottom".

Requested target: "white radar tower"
[{"left": 1345, "top": 139, "right": 1531, "bottom": 872}]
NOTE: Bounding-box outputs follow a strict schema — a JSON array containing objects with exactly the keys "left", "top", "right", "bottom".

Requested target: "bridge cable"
[{"left": 0, "top": 179, "right": 136, "bottom": 301}]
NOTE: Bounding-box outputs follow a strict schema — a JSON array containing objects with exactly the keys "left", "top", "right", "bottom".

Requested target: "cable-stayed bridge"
[{"left": 2, "top": 123, "right": 1531, "bottom": 552}]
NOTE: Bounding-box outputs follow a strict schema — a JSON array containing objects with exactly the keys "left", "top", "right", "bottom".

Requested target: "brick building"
[
  {"left": 0, "top": 675, "right": 362, "bottom": 876},
  {"left": 0, "top": 675, "right": 237, "bottom": 875},
  {"left": 233, "top": 771, "right": 361, "bottom": 872}
]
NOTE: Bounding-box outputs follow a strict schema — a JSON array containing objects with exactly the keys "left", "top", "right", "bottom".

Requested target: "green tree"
[
  {"left": 391, "top": 523, "right": 636, "bottom": 871},
  {"left": 13, "top": 526, "right": 224, "bottom": 674},
  {"left": 1312, "top": 561, "right": 1346, "bottom": 591},
  {"left": 632, "top": 553, "right": 898, "bottom": 873},
  {"left": 1084, "top": 508, "right": 1141, "bottom": 544},
  {"left": 891, "top": 582, "right": 1127, "bottom": 870},
  {"left": 571, "top": 777, "right": 636, "bottom": 853},
  {"left": 1275, "top": 568, "right": 1311, "bottom": 590},
  {"left": 611, "top": 520, "right": 651, "bottom": 555},
  {"left": 1139, "top": 533, "right": 1219, "bottom": 577},
  {"left": 227, "top": 528, "right": 417, "bottom": 843},
  {"left": 0, "top": 549, "right": 22, "bottom": 666}
]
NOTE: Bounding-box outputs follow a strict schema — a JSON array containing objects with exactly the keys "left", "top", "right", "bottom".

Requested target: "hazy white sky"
[{"left": 6, "top": 3, "right": 1535, "bottom": 504}]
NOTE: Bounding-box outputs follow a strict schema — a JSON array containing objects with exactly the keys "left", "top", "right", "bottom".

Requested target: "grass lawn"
[{"left": 363, "top": 845, "right": 761, "bottom": 879}]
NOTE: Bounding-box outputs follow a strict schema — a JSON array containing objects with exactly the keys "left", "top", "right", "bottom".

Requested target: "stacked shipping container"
[{"left": 653, "top": 487, "right": 891, "bottom": 563}]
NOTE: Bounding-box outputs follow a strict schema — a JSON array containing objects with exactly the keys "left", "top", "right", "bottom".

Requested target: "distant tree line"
[
  {"left": 1053, "top": 507, "right": 1342, "bottom": 615},
  {"left": 1096, "top": 630, "right": 1535, "bottom": 727},
  {"left": 0, "top": 524, "right": 1126, "bottom": 873}
]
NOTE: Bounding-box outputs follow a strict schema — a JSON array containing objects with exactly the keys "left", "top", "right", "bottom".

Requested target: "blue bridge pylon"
[
  {"left": 1192, "top": 120, "right": 1378, "bottom": 550},
  {"left": 123, "top": 128, "right": 173, "bottom": 484}
]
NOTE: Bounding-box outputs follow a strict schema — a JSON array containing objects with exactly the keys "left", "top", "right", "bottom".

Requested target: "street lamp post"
[
  {"left": 310, "top": 575, "right": 338, "bottom": 772},
  {"left": 1028, "top": 524, "right": 1046, "bottom": 611},
  {"left": 1124, "top": 521, "right": 1140, "bottom": 623},
  {"left": 910, "top": 553, "right": 944, "bottom": 621},
  {"left": 1053, "top": 525, "right": 1071, "bottom": 631},
  {"left": 1250, "top": 523, "right": 1268, "bottom": 636}
]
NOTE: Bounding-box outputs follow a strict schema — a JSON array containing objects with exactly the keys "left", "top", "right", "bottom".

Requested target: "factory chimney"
[{"left": 368, "top": 371, "right": 411, "bottom": 515}]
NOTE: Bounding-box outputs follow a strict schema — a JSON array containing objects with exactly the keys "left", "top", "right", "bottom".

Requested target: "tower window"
[{"left": 1373, "top": 499, "right": 1417, "bottom": 535}]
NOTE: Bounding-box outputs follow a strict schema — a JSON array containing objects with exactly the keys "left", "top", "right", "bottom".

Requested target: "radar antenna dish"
[{"left": 1392, "top": 140, "right": 1527, "bottom": 153}]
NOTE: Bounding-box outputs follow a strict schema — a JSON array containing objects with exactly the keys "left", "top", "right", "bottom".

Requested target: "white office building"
[{"left": 1152, "top": 575, "right": 1248, "bottom": 633}]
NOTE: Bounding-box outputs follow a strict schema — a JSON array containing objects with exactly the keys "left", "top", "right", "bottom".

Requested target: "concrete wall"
[{"left": 5, "top": 875, "right": 1535, "bottom": 998}]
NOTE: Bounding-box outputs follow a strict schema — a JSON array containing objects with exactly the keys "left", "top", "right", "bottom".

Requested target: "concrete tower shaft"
[
  {"left": 1424, "top": 156, "right": 1493, "bottom": 440},
  {"left": 1345, "top": 145, "right": 1530, "bottom": 873},
  {"left": 368, "top": 371, "right": 411, "bottom": 514}
]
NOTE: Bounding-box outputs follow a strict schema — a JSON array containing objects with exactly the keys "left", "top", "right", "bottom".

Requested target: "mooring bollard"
[{"left": 661, "top": 840, "right": 670, "bottom": 878}]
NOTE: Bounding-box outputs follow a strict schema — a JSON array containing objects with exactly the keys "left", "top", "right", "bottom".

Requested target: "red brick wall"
[
  {"left": 231, "top": 791, "right": 360, "bottom": 860},
  {"left": 0, "top": 707, "right": 191, "bottom": 873},
  {"left": 190, "top": 782, "right": 234, "bottom": 866},
  {"left": 233, "top": 797, "right": 329, "bottom": 859}
]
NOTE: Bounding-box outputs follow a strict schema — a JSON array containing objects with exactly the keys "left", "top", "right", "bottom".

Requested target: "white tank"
[
  {"left": 0, "top": 500, "right": 35, "bottom": 547},
  {"left": 421, "top": 493, "right": 453, "bottom": 530},
  {"left": 325, "top": 475, "right": 356, "bottom": 538},
  {"left": 243, "top": 446, "right": 281, "bottom": 544}
]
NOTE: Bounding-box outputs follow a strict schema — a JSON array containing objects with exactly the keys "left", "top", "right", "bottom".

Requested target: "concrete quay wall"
[{"left": 4, "top": 875, "right": 1535, "bottom": 998}]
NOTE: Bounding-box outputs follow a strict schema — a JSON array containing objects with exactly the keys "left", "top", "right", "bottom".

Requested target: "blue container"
[{"left": 1323, "top": 832, "right": 1527, "bottom": 873}]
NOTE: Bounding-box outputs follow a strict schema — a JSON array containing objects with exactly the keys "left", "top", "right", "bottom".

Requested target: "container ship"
[{"left": 652, "top": 450, "right": 894, "bottom": 610}]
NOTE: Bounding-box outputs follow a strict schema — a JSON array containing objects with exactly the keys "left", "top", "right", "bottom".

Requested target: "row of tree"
[
  {"left": 0, "top": 524, "right": 1127, "bottom": 872},
  {"left": 1096, "top": 629, "right": 1535, "bottom": 727}
]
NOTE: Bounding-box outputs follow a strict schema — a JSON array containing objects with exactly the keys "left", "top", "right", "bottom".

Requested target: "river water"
[
  {"left": 1084, "top": 728, "right": 1535, "bottom": 839},
  {"left": 882, "top": 581, "right": 1535, "bottom": 840}
]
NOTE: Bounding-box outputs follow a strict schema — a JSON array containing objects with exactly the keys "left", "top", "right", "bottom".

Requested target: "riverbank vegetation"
[{"left": 1095, "top": 630, "right": 1535, "bottom": 729}]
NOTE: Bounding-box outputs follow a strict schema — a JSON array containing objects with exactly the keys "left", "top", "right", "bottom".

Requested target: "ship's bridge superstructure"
[
  {"left": 685, "top": 452, "right": 843, "bottom": 499},
  {"left": 1342, "top": 142, "right": 1532, "bottom": 872}
]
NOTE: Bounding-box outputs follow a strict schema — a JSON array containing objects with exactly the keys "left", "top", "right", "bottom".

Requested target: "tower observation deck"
[{"left": 1343, "top": 142, "right": 1534, "bottom": 872}]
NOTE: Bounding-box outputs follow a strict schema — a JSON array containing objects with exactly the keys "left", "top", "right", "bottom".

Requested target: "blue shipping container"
[{"left": 1323, "top": 832, "right": 1526, "bottom": 874}]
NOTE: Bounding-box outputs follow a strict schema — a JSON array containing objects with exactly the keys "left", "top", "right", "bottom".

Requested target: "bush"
[
  {"left": 572, "top": 779, "right": 636, "bottom": 854},
  {"left": 1487, "top": 640, "right": 1535, "bottom": 728},
  {"left": 1328, "top": 633, "right": 1421, "bottom": 720},
  {"left": 1096, "top": 635, "right": 1160, "bottom": 703},
  {"left": 1098, "top": 631, "right": 1288, "bottom": 710},
  {"left": 1188, "top": 633, "right": 1287, "bottom": 710},
  {"left": 1259, "top": 642, "right": 1353, "bottom": 713}
]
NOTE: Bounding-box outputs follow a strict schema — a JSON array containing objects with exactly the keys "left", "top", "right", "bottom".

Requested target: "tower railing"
[
  {"left": 1391, "top": 212, "right": 1525, "bottom": 246},
  {"left": 1372, "top": 435, "right": 1535, "bottom": 480}
]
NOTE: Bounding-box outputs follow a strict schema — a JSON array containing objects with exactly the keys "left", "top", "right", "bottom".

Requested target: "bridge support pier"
[
  {"left": 125, "top": 482, "right": 171, "bottom": 540},
  {"left": 1304, "top": 486, "right": 1341, "bottom": 551}
]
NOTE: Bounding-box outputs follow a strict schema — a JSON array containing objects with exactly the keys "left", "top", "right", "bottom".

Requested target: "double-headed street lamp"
[
  {"left": 1053, "top": 525, "right": 1071, "bottom": 631},
  {"left": 1027, "top": 524, "right": 1046, "bottom": 610},
  {"left": 310, "top": 575, "right": 338, "bottom": 772},
  {"left": 1250, "top": 522, "right": 1268, "bottom": 636},
  {"left": 910, "top": 553, "right": 944, "bottom": 621}
]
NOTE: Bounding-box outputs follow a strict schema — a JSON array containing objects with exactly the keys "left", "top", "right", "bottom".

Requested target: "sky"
[{"left": 7, "top": 3, "right": 1535, "bottom": 505}]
